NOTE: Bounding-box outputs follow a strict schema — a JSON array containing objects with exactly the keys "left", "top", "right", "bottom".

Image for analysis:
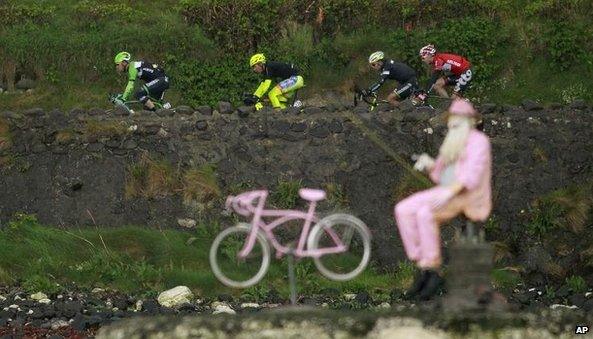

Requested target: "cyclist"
[
  {"left": 114, "top": 52, "right": 170, "bottom": 111},
  {"left": 418, "top": 44, "right": 472, "bottom": 100},
  {"left": 245, "top": 53, "right": 304, "bottom": 110},
  {"left": 365, "top": 51, "right": 419, "bottom": 107}
]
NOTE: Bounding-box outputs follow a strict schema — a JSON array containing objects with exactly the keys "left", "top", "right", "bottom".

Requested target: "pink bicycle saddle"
[{"left": 299, "top": 188, "right": 326, "bottom": 202}]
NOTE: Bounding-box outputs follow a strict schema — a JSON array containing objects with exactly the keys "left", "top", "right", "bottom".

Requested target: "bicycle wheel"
[
  {"left": 308, "top": 214, "right": 371, "bottom": 281},
  {"left": 209, "top": 223, "right": 271, "bottom": 288}
]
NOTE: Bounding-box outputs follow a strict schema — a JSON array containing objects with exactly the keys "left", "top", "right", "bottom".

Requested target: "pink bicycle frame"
[{"left": 226, "top": 190, "right": 347, "bottom": 259}]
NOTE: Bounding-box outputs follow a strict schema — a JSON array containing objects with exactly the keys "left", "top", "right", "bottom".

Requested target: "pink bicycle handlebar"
[{"left": 226, "top": 190, "right": 268, "bottom": 216}]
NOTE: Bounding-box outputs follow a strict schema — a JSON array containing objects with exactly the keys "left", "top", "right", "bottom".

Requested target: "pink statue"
[{"left": 394, "top": 99, "right": 492, "bottom": 300}]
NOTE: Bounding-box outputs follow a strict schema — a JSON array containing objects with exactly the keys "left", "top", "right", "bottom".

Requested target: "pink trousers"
[{"left": 394, "top": 186, "right": 468, "bottom": 268}]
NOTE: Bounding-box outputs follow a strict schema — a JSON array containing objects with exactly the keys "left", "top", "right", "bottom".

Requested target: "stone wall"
[{"left": 1, "top": 100, "right": 592, "bottom": 269}]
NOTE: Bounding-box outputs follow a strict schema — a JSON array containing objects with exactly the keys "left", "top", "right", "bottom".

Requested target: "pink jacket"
[{"left": 429, "top": 129, "right": 492, "bottom": 221}]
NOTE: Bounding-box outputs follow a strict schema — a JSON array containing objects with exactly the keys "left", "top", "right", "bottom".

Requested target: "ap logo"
[{"left": 575, "top": 325, "right": 589, "bottom": 334}]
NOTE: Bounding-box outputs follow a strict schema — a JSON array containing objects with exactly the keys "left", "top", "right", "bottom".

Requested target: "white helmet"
[
  {"left": 419, "top": 44, "right": 436, "bottom": 57},
  {"left": 368, "top": 51, "right": 384, "bottom": 64}
]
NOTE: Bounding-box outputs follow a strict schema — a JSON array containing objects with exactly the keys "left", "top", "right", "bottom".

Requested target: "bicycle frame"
[{"left": 227, "top": 190, "right": 348, "bottom": 259}]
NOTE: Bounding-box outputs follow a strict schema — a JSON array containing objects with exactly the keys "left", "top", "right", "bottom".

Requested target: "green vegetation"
[
  {"left": 491, "top": 268, "right": 522, "bottom": 291},
  {"left": 392, "top": 261, "right": 417, "bottom": 291},
  {"left": 565, "top": 275, "right": 588, "bottom": 294},
  {"left": 125, "top": 153, "right": 221, "bottom": 203},
  {"left": 270, "top": 178, "right": 302, "bottom": 209},
  {"left": 0, "top": 213, "right": 397, "bottom": 297},
  {"left": 0, "top": 0, "right": 592, "bottom": 111},
  {"left": 524, "top": 183, "right": 593, "bottom": 237},
  {"left": 0, "top": 118, "right": 11, "bottom": 151},
  {"left": 83, "top": 120, "right": 129, "bottom": 141}
]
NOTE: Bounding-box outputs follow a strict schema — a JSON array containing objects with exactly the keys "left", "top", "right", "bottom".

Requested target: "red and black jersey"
[{"left": 431, "top": 53, "right": 471, "bottom": 76}]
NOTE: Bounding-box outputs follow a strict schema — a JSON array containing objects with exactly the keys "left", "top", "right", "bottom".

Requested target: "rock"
[
  {"left": 237, "top": 106, "right": 253, "bottom": 118},
  {"left": 568, "top": 294, "right": 586, "bottom": 308},
  {"left": 354, "top": 291, "right": 371, "bottom": 305},
  {"left": 197, "top": 131, "right": 213, "bottom": 140},
  {"left": 514, "top": 291, "right": 534, "bottom": 305},
  {"left": 157, "top": 286, "right": 194, "bottom": 308},
  {"left": 570, "top": 99, "right": 587, "bottom": 110},
  {"left": 479, "top": 103, "right": 497, "bottom": 114},
  {"left": 549, "top": 304, "right": 578, "bottom": 310},
  {"left": 240, "top": 303, "right": 260, "bottom": 309},
  {"left": 176, "top": 105, "right": 194, "bottom": 115},
  {"left": 72, "top": 313, "right": 104, "bottom": 331},
  {"left": 123, "top": 140, "right": 138, "bottom": 150},
  {"left": 284, "top": 107, "right": 301, "bottom": 115},
  {"left": 549, "top": 102, "right": 563, "bottom": 110},
  {"left": 309, "top": 123, "right": 330, "bottom": 138},
  {"left": 353, "top": 106, "right": 369, "bottom": 115},
  {"left": 556, "top": 285, "right": 571, "bottom": 298},
  {"left": 1, "top": 111, "right": 19, "bottom": 120},
  {"left": 69, "top": 108, "right": 86, "bottom": 118},
  {"left": 211, "top": 302, "right": 235, "bottom": 315},
  {"left": 156, "top": 109, "right": 175, "bottom": 117},
  {"left": 377, "top": 302, "right": 391, "bottom": 309},
  {"left": 177, "top": 218, "right": 196, "bottom": 229},
  {"left": 50, "top": 319, "right": 70, "bottom": 330},
  {"left": 86, "top": 143, "right": 104, "bottom": 152},
  {"left": 217, "top": 294, "right": 234, "bottom": 302},
  {"left": 23, "top": 108, "right": 44, "bottom": 117},
  {"left": 88, "top": 108, "right": 105, "bottom": 116},
  {"left": 32, "top": 144, "right": 47, "bottom": 153},
  {"left": 197, "top": 106, "right": 212, "bottom": 116},
  {"left": 157, "top": 128, "right": 169, "bottom": 138},
  {"left": 141, "top": 299, "right": 160, "bottom": 314},
  {"left": 218, "top": 101, "right": 233, "bottom": 114},
  {"left": 583, "top": 298, "right": 593, "bottom": 312},
  {"left": 290, "top": 122, "right": 307, "bottom": 132},
  {"left": 30, "top": 292, "right": 48, "bottom": 301},
  {"left": 343, "top": 293, "right": 356, "bottom": 301},
  {"left": 38, "top": 298, "right": 51, "bottom": 304},
  {"left": 114, "top": 106, "right": 131, "bottom": 116},
  {"left": 55, "top": 301, "right": 83, "bottom": 318},
  {"left": 303, "top": 107, "right": 323, "bottom": 115},
  {"left": 16, "top": 78, "right": 36, "bottom": 90},
  {"left": 521, "top": 99, "right": 543, "bottom": 111},
  {"left": 328, "top": 119, "right": 343, "bottom": 133},
  {"left": 195, "top": 120, "right": 208, "bottom": 131}
]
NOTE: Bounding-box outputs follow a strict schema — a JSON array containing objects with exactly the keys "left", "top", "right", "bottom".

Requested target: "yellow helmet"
[{"left": 249, "top": 53, "right": 266, "bottom": 67}]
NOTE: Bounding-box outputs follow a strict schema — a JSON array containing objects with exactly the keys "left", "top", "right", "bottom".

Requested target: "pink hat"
[{"left": 448, "top": 99, "right": 476, "bottom": 117}]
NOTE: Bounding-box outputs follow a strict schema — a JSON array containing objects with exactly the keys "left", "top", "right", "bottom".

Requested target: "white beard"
[{"left": 439, "top": 119, "right": 471, "bottom": 165}]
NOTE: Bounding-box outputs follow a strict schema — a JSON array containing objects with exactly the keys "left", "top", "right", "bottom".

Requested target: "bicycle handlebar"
[{"left": 227, "top": 190, "right": 268, "bottom": 216}]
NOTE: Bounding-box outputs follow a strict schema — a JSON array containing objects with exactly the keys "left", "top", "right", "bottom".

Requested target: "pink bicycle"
[{"left": 210, "top": 189, "right": 371, "bottom": 288}]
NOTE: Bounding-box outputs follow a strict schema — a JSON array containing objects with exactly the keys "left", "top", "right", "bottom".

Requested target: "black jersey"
[
  {"left": 263, "top": 61, "right": 299, "bottom": 81},
  {"left": 369, "top": 59, "right": 417, "bottom": 93},
  {"left": 128, "top": 61, "right": 167, "bottom": 83}
]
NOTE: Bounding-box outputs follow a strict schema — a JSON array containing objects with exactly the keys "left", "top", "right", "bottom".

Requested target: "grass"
[
  {"left": 83, "top": 120, "right": 129, "bottom": 141},
  {"left": 0, "top": 213, "right": 397, "bottom": 298},
  {"left": 491, "top": 267, "right": 522, "bottom": 291},
  {"left": 182, "top": 164, "right": 221, "bottom": 205},
  {"left": 271, "top": 179, "right": 302, "bottom": 209},
  {"left": 524, "top": 184, "right": 593, "bottom": 237},
  {"left": 54, "top": 129, "right": 77, "bottom": 144},
  {"left": 125, "top": 154, "right": 221, "bottom": 204},
  {"left": 565, "top": 275, "right": 588, "bottom": 294},
  {"left": 0, "top": 118, "right": 12, "bottom": 151}
]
